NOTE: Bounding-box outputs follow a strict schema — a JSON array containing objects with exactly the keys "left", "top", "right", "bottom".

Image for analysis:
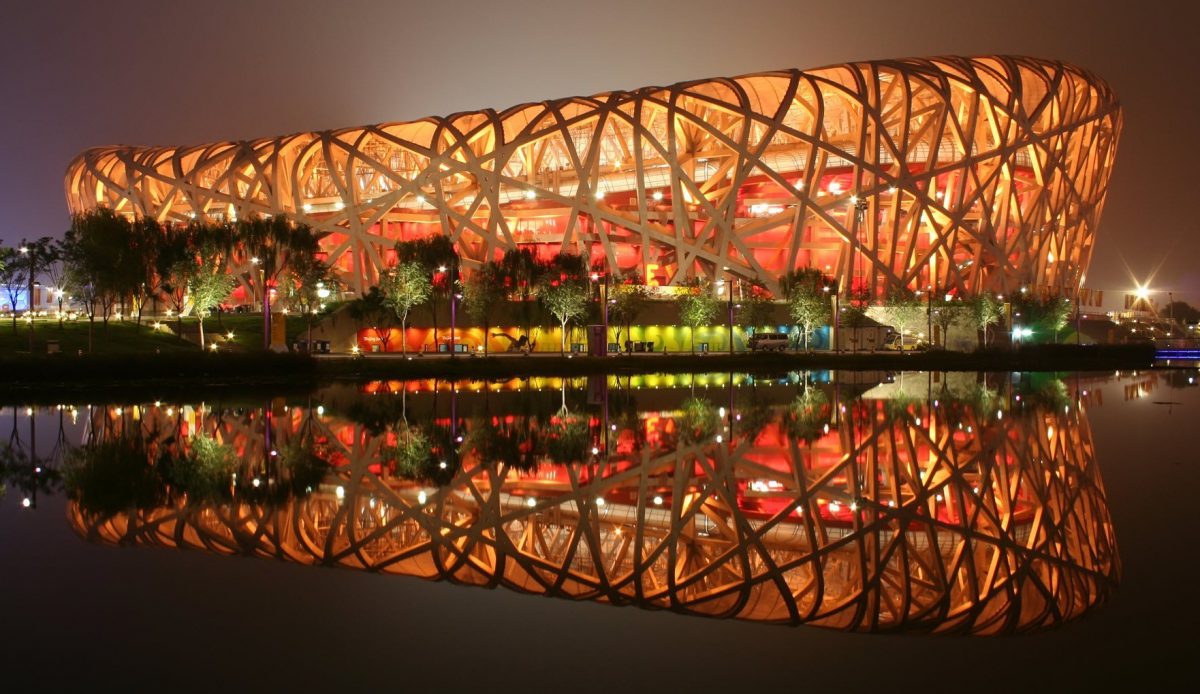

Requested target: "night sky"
[{"left": 2, "top": 0, "right": 1196, "bottom": 303}]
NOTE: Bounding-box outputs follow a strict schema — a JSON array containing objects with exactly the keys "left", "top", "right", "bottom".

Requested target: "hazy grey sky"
[{"left": 2, "top": 0, "right": 1196, "bottom": 299}]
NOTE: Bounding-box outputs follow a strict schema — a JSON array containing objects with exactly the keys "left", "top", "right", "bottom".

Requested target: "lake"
[{"left": 1, "top": 369, "right": 1195, "bottom": 690}]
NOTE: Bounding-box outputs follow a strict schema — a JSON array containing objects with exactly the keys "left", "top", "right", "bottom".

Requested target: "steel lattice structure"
[
  {"left": 65, "top": 56, "right": 1120, "bottom": 298},
  {"left": 69, "top": 386, "right": 1118, "bottom": 634}
]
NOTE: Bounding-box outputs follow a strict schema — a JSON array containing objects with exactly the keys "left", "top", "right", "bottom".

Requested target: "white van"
[{"left": 748, "top": 332, "right": 790, "bottom": 352}]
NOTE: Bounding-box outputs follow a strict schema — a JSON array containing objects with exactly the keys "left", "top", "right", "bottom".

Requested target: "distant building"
[{"left": 0, "top": 285, "right": 64, "bottom": 314}]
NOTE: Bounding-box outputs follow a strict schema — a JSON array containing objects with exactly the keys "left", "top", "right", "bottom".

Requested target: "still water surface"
[{"left": 1, "top": 370, "right": 1195, "bottom": 690}]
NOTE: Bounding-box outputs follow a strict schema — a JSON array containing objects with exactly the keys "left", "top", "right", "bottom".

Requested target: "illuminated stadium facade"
[{"left": 65, "top": 56, "right": 1121, "bottom": 298}]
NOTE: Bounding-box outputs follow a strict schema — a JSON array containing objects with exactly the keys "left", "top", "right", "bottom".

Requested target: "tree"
[
  {"left": 678, "top": 279, "right": 718, "bottom": 353},
  {"left": 396, "top": 235, "right": 459, "bottom": 349},
  {"left": 236, "top": 215, "right": 323, "bottom": 350},
  {"left": 283, "top": 251, "right": 341, "bottom": 350},
  {"left": 274, "top": 438, "right": 331, "bottom": 498},
  {"left": 608, "top": 278, "right": 650, "bottom": 348},
  {"left": 782, "top": 269, "right": 831, "bottom": 351},
  {"left": 462, "top": 261, "right": 504, "bottom": 355},
  {"left": 1163, "top": 300, "right": 1200, "bottom": 326},
  {"left": 788, "top": 290, "right": 829, "bottom": 352},
  {"left": 783, "top": 386, "right": 830, "bottom": 444},
  {"left": 160, "top": 435, "right": 238, "bottom": 504},
  {"left": 347, "top": 286, "right": 396, "bottom": 351},
  {"left": 380, "top": 261, "right": 432, "bottom": 354},
  {"left": 1012, "top": 294, "right": 1072, "bottom": 343},
  {"left": 190, "top": 267, "right": 236, "bottom": 349},
  {"left": 156, "top": 224, "right": 195, "bottom": 337},
  {"left": 734, "top": 392, "right": 776, "bottom": 443},
  {"left": 538, "top": 252, "right": 589, "bottom": 353},
  {"left": 1, "top": 440, "right": 63, "bottom": 507},
  {"left": 16, "top": 237, "right": 60, "bottom": 351},
  {"left": 60, "top": 256, "right": 99, "bottom": 353},
  {"left": 780, "top": 268, "right": 830, "bottom": 298},
  {"left": 62, "top": 435, "right": 165, "bottom": 515},
  {"left": 931, "top": 295, "right": 969, "bottom": 348},
  {"left": 498, "top": 247, "right": 544, "bottom": 338},
  {"left": 383, "top": 423, "right": 436, "bottom": 480},
  {"left": 737, "top": 282, "right": 775, "bottom": 336},
  {"left": 877, "top": 288, "right": 925, "bottom": 347},
  {"left": 127, "top": 217, "right": 167, "bottom": 331},
  {"left": 467, "top": 413, "right": 543, "bottom": 472},
  {"left": 41, "top": 240, "right": 69, "bottom": 329},
  {"left": 1046, "top": 297, "right": 1073, "bottom": 343},
  {"left": 188, "top": 229, "right": 237, "bottom": 350},
  {"left": 839, "top": 291, "right": 872, "bottom": 352},
  {"left": 0, "top": 247, "right": 26, "bottom": 334},
  {"left": 970, "top": 292, "right": 1004, "bottom": 348},
  {"left": 62, "top": 209, "right": 133, "bottom": 348},
  {"left": 60, "top": 219, "right": 143, "bottom": 327},
  {"left": 544, "top": 414, "right": 590, "bottom": 464},
  {"left": 678, "top": 396, "right": 718, "bottom": 445}
]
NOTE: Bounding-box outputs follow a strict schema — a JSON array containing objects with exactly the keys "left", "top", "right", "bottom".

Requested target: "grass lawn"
[{"left": 0, "top": 313, "right": 313, "bottom": 356}]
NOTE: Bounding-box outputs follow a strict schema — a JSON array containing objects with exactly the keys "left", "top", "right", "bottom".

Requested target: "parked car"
[
  {"left": 748, "top": 332, "right": 790, "bottom": 352},
  {"left": 882, "top": 333, "right": 928, "bottom": 352}
]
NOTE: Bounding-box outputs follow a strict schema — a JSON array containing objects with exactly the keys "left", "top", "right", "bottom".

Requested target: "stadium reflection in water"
[{"left": 64, "top": 372, "right": 1119, "bottom": 634}]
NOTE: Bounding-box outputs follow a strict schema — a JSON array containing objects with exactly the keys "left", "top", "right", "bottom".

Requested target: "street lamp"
[
  {"left": 250, "top": 257, "right": 270, "bottom": 350},
  {"left": 590, "top": 268, "right": 611, "bottom": 355},
  {"left": 451, "top": 287, "right": 461, "bottom": 358},
  {"left": 431, "top": 263, "right": 458, "bottom": 357},
  {"left": 925, "top": 286, "right": 933, "bottom": 347},
  {"left": 19, "top": 241, "right": 37, "bottom": 352},
  {"left": 315, "top": 280, "right": 331, "bottom": 351},
  {"left": 717, "top": 267, "right": 736, "bottom": 354},
  {"left": 823, "top": 283, "right": 839, "bottom": 353}
]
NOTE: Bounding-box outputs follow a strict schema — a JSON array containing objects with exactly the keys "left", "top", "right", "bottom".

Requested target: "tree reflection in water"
[{"left": 55, "top": 372, "right": 1118, "bottom": 634}]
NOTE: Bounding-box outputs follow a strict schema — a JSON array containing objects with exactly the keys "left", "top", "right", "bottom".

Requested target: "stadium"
[{"left": 65, "top": 55, "right": 1121, "bottom": 301}]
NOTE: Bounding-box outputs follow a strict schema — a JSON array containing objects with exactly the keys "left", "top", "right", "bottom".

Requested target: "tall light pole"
[
  {"left": 54, "top": 288, "right": 64, "bottom": 328},
  {"left": 605, "top": 273, "right": 613, "bottom": 354},
  {"left": 603, "top": 273, "right": 613, "bottom": 355},
  {"left": 1075, "top": 290, "right": 1082, "bottom": 346},
  {"left": 312, "top": 281, "right": 330, "bottom": 350},
  {"left": 450, "top": 264, "right": 460, "bottom": 359},
  {"left": 850, "top": 193, "right": 868, "bottom": 302},
  {"left": 251, "top": 257, "right": 267, "bottom": 350},
  {"left": 19, "top": 242, "right": 35, "bottom": 353},
  {"left": 591, "top": 270, "right": 607, "bottom": 355},
  {"left": 926, "top": 285, "right": 933, "bottom": 346},
  {"left": 823, "top": 284, "right": 836, "bottom": 352},
  {"left": 718, "top": 269, "right": 735, "bottom": 354},
  {"left": 433, "top": 265, "right": 444, "bottom": 353}
]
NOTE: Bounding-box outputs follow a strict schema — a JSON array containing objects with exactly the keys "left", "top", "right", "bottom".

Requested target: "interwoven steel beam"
[{"left": 65, "top": 56, "right": 1120, "bottom": 299}]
